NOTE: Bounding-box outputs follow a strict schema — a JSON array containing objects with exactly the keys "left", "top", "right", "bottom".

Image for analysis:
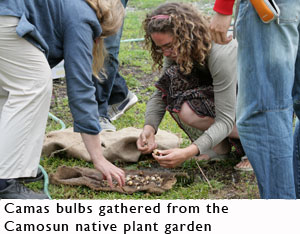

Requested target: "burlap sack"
[
  {"left": 43, "top": 127, "right": 181, "bottom": 162},
  {"left": 50, "top": 166, "right": 177, "bottom": 194}
]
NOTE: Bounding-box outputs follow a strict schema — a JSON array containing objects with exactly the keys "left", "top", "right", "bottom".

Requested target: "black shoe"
[
  {"left": 17, "top": 167, "right": 44, "bottom": 183},
  {"left": 0, "top": 179, "right": 48, "bottom": 199}
]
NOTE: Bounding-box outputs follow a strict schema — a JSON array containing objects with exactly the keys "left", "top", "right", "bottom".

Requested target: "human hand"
[
  {"left": 209, "top": 12, "right": 233, "bottom": 44},
  {"left": 80, "top": 133, "right": 125, "bottom": 188},
  {"left": 153, "top": 145, "right": 198, "bottom": 168},
  {"left": 136, "top": 125, "right": 157, "bottom": 154},
  {"left": 93, "top": 157, "right": 125, "bottom": 188}
]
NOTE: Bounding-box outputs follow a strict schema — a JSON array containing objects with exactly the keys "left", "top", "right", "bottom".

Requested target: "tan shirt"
[{"left": 144, "top": 40, "right": 238, "bottom": 154}]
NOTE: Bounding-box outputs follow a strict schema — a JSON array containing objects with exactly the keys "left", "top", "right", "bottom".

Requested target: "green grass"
[{"left": 40, "top": 0, "right": 259, "bottom": 199}]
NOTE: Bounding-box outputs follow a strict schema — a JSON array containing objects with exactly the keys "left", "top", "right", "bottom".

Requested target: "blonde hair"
[
  {"left": 143, "top": 2, "right": 212, "bottom": 74},
  {"left": 85, "top": 0, "right": 125, "bottom": 78}
]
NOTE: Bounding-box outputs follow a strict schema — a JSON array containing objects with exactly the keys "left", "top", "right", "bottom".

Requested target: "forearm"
[
  {"left": 185, "top": 144, "right": 200, "bottom": 159},
  {"left": 143, "top": 124, "right": 156, "bottom": 134},
  {"left": 80, "top": 133, "right": 105, "bottom": 165}
]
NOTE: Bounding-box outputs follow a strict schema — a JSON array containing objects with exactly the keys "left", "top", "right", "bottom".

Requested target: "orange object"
[{"left": 250, "top": 0, "right": 280, "bottom": 23}]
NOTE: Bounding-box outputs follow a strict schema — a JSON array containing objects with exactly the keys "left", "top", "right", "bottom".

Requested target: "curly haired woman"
[
  {"left": 136, "top": 2, "right": 251, "bottom": 171},
  {"left": 0, "top": 0, "right": 125, "bottom": 199}
]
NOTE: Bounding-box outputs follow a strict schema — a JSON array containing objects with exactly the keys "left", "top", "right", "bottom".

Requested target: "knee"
[
  {"left": 177, "top": 102, "right": 195, "bottom": 125},
  {"left": 178, "top": 103, "right": 214, "bottom": 130},
  {"left": 194, "top": 116, "right": 215, "bottom": 131}
]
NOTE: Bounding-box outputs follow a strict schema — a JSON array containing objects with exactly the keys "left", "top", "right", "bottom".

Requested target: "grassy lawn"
[{"left": 38, "top": 0, "right": 259, "bottom": 199}]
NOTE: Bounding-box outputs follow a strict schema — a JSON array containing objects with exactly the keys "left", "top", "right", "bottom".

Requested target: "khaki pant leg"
[{"left": 0, "top": 16, "right": 52, "bottom": 178}]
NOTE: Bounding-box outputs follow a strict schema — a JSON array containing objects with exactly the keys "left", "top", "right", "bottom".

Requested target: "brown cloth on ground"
[
  {"left": 50, "top": 166, "right": 177, "bottom": 194},
  {"left": 42, "top": 127, "right": 181, "bottom": 162}
]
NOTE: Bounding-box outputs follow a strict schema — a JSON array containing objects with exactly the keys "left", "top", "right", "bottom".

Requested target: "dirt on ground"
[{"left": 50, "top": 65, "right": 158, "bottom": 127}]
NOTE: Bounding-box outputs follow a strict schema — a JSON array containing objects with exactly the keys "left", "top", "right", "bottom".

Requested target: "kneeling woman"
[{"left": 136, "top": 2, "right": 251, "bottom": 171}]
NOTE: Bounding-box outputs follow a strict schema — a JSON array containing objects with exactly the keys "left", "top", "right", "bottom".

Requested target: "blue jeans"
[
  {"left": 236, "top": 0, "right": 300, "bottom": 198},
  {"left": 93, "top": 0, "right": 128, "bottom": 118}
]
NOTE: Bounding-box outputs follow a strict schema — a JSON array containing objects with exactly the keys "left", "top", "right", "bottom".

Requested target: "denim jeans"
[
  {"left": 93, "top": 0, "right": 129, "bottom": 118},
  {"left": 236, "top": 0, "right": 300, "bottom": 198}
]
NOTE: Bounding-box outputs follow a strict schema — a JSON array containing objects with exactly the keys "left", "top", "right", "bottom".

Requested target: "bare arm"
[
  {"left": 209, "top": 12, "right": 233, "bottom": 44},
  {"left": 153, "top": 144, "right": 199, "bottom": 168},
  {"left": 80, "top": 133, "right": 125, "bottom": 187}
]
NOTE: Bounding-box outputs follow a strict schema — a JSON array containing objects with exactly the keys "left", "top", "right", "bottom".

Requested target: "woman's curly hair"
[
  {"left": 85, "top": 0, "right": 124, "bottom": 78},
  {"left": 143, "top": 2, "right": 212, "bottom": 74}
]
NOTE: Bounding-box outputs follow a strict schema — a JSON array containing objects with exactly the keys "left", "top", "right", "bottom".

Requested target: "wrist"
[
  {"left": 143, "top": 125, "right": 156, "bottom": 134},
  {"left": 184, "top": 144, "right": 199, "bottom": 159},
  {"left": 91, "top": 153, "right": 106, "bottom": 165}
]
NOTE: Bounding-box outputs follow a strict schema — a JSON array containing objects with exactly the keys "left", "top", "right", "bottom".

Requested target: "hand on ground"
[{"left": 94, "top": 158, "right": 125, "bottom": 188}]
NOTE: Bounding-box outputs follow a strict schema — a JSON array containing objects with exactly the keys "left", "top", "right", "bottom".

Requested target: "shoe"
[
  {"left": 194, "top": 149, "right": 229, "bottom": 162},
  {"left": 99, "top": 116, "right": 116, "bottom": 132},
  {"left": 108, "top": 91, "right": 138, "bottom": 121},
  {"left": 0, "top": 179, "right": 49, "bottom": 199},
  {"left": 234, "top": 156, "right": 253, "bottom": 172},
  {"left": 17, "top": 167, "right": 44, "bottom": 184}
]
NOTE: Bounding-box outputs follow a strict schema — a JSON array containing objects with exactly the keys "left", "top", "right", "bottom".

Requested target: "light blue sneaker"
[
  {"left": 108, "top": 91, "right": 138, "bottom": 121},
  {"left": 99, "top": 117, "right": 116, "bottom": 132}
]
